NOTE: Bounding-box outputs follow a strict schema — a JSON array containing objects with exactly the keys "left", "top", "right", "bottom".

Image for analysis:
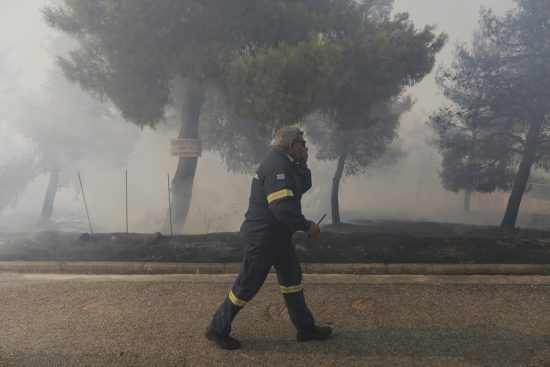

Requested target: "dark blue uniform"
[{"left": 210, "top": 148, "right": 315, "bottom": 335}]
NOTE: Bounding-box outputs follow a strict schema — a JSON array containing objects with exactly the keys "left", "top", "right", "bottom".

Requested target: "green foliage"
[
  {"left": 431, "top": 35, "right": 518, "bottom": 193},
  {"left": 43, "top": 0, "right": 358, "bottom": 127},
  {"left": 432, "top": 109, "right": 517, "bottom": 193},
  {"left": 44, "top": 0, "right": 444, "bottom": 180},
  {"left": 199, "top": 89, "right": 273, "bottom": 174},
  {"left": 223, "top": 1, "right": 445, "bottom": 177},
  {"left": 304, "top": 8, "right": 445, "bottom": 178},
  {"left": 226, "top": 8, "right": 445, "bottom": 129},
  {"left": 308, "top": 97, "right": 412, "bottom": 176},
  {"left": 44, "top": 0, "right": 182, "bottom": 127},
  {"left": 432, "top": 0, "right": 550, "bottom": 196},
  {"left": 328, "top": 14, "right": 445, "bottom": 130},
  {"left": 226, "top": 36, "right": 343, "bottom": 127}
]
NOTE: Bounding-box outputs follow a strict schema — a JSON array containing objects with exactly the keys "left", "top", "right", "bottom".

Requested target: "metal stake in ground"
[
  {"left": 125, "top": 170, "right": 128, "bottom": 233},
  {"left": 77, "top": 171, "right": 93, "bottom": 234},
  {"left": 167, "top": 173, "right": 173, "bottom": 237}
]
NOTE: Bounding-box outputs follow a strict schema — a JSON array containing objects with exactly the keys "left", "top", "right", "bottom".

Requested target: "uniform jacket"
[{"left": 240, "top": 148, "right": 311, "bottom": 244}]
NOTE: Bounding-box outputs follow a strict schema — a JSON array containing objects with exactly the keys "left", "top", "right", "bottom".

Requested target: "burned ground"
[{"left": 1, "top": 220, "right": 550, "bottom": 264}]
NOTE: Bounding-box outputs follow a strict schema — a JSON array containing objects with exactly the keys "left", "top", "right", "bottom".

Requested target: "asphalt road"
[{"left": 0, "top": 273, "right": 549, "bottom": 367}]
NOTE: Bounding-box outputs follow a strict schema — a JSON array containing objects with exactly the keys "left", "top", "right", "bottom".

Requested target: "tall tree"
[
  {"left": 317, "top": 10, "right": 445, "bottom": 225},
  {"left": 1, "top": 71, "right": 139, "bottom": 227},
  {"left": 196, "top": 1, "right": 402, "bottom": 181},
  {"left": 307, "top": 98, "right": 411, "bottom": 223},
  {"left": 485, "top": 0, "right": 550, "bottom": 229},
  {"left": 43, "top": 0, "right": 356, "bottom": 233},
  {"left": 224, "top": 4, "right": 445, "bottom": 225},
  {"left": 430, "top": 34, "right": 517, "bottom": 212},
  {"left": 433, "top": 0, "right": 550, "bottom": 229}
]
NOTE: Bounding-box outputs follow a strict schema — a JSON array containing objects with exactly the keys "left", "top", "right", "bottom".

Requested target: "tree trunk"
[
  {"left": 37, "top": 167, "right": 60, "bottom": 227},
  {"left": 331, "top": 143, "right": 349, "bottom": 225},
  {"left": 162, "top": 81, "right": 206, "bottom": 234},
  {"left": 463, "top": 189, "right": 471, "bottom": 212},
  {"left": 500, "top": 118, "right": 544, "bottom": 230}
]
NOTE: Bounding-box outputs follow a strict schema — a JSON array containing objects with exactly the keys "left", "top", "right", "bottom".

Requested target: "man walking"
[{"left": 206, "top": 126, "right": 332, "bottom": 350}]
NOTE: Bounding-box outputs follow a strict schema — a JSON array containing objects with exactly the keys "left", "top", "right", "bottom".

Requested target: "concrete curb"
[{"left": 0, "top": 261, "right": 550, "bottom": 275}]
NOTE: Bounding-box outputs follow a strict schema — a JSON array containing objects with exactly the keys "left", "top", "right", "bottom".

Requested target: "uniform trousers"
[{"left": 210, "top": 234, "right": 315, "bottom": 335}]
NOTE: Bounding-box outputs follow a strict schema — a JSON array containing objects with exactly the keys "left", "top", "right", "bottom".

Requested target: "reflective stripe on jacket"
[{"left": 240, "top": 148, "right": 311, "bottom": 243}]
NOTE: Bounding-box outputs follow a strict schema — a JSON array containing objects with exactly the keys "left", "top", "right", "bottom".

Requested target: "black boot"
[
  {"left": 296, "top": 325, "right": 333, "bottom": 342},
  {"left": 205, "top": 326, "right": 241, "bottom": 350}
]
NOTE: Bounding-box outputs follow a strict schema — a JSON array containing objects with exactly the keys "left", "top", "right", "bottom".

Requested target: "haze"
[{"left": 0, "top": 0, "right": 522, "bottom": 234}]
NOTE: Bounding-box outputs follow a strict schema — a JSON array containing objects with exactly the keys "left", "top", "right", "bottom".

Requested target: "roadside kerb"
[{"left": 0, "top": 261, "right": 550, "bottom": 275}]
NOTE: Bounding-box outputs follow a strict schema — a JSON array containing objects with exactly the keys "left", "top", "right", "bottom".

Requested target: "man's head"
[{"left": 273, "top": 126, "right": 307, "bottom": 162}]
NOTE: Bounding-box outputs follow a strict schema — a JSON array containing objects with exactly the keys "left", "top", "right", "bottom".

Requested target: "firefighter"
[{"left": 205, "top": 126, "right": 332, "bottom": 350}]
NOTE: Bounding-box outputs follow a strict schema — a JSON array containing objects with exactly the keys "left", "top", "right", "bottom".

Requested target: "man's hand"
[{"left": 307, "top": 220, "right": 320, "bottom": 238}]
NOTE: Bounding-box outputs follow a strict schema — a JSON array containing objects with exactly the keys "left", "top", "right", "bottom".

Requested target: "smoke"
[
  {"left": 0, "top": 26, "right": 141, "bottom": 231},
  {"left": 1, "top": 0, "right": 531, "bottom": 234}
]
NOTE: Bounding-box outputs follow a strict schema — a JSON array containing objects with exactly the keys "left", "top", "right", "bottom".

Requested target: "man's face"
[{"left": 288, "top": 137, "right": 307, "bottom": 162}]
